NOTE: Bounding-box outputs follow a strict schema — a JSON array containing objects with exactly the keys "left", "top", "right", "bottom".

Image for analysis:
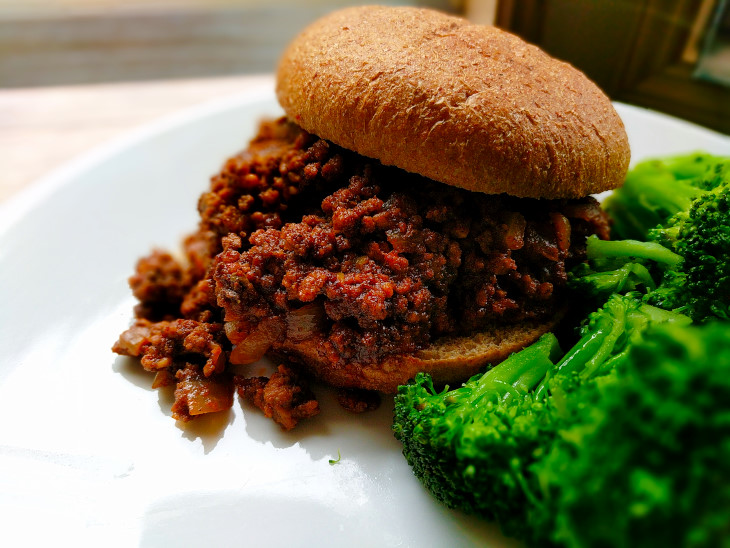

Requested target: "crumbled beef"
[
  {"left": 113, "top": 318, "right": 227, "bottom": 377},
  {"left": 113, "top": 321, "right": 234, "bottom": 421},
  {"left": 182, "top": 229, "right": 219, "bottom": 283},
  {"left": 211, "top": 124, "right": 610, "bottom": 365},
  {"left": 171, "top": 363, "right": 234, "bottom": 422},
  {"left": 180, "top": 278, "right": 220, "bottom": 323},
  {"left": 236, "top": 365, "right": 320, "bottom": 430},
  {"left": 129, "top": 250, "right": 192, "bottom": 320},
  {"left": 195, "top": 119, "right": 349, "bottom": 257},
  {"left": 113, "top": 117, "right": 611, "bottom": 428},
  {"left": 336, "top": 388, "right": 381, "bottom": 413}
]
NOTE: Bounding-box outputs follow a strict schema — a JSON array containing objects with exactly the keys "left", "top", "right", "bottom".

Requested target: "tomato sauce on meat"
[
  {"left": 113, "top": 117, "right": 610, "bottom": 428},
  {"left": 212, "top": 118, "right": 609, "bottom": 366}
]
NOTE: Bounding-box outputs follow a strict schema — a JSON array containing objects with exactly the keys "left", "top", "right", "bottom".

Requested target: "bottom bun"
[{"left": 271, "top": 317, "right": 561, "bottom": 393}]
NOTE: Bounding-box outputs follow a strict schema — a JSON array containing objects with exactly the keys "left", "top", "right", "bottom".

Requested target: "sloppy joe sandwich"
[{"left": 114, "top": 6, "right": 629, "bottom": 428}]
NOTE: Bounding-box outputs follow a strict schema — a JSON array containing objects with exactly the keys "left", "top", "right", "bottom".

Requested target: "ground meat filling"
[
  {"left": 213, "top": 118, "right": 610, "bottom": 367},
  {"left": 236, "top": 364, "right": 320, "bottom": 430},
  {"left": 194, "top": 118, "right": 350, "bottom": 270},
  {"left": 129, "top": 250, "right": 193, "bottom": 321},
  {"left": 113, "top": 318, "right": 235, "bottom": 421},
  {"left": 113, "top": 117, "right": 610, "bottom": 425}
]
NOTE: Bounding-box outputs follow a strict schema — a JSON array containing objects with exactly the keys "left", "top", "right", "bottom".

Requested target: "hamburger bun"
[
  {"left": 276, "top": 5, "right": 630, "bottom": 199},
  {"left": 273, "top": 316, "right": 562, "bottom": 393},
  {"left": 265, "top": 6, "right": 629, "bottom": 393}
]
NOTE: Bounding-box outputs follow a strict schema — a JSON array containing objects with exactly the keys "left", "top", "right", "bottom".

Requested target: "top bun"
[{"left": 276, "top": 5, "right": 630, "bottom": 199}]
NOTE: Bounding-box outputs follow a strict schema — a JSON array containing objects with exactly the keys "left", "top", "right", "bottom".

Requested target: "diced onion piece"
[
  {"left": 550, "top": 211, "right": 572, "bottom": 253},
  {"left": 503, "top": 212, "right": 526, "bottom": 250},
  {"left": 184, "top": 376, "right": 234, "bottom": 416},
  {"left": 173, "top": 366, "right": 234, "bottom": 417},
  {"left": 152, "top": 370, "right": 175, "bottom": 389},
  {"left": 229, "top": 317, "right": 284, "bottom": 364},
  {"left": 224, "top": 319, "right": 247, "bottom": 345},
  {"left": 286, "top": 303, "right": 325, "bottom": 342},
  {"left": 113, "top": 321, "right": 151, "bottom": 356}
]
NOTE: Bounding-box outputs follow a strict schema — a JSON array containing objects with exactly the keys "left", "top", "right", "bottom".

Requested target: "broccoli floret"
[
  {"left": 392, "top": 333, "right": 563, "bottom": 535},
  {"left": 644, "top": 270, "right": 688, "bottom": 313},
  {"left": 393, "top": 294, "right": 689, "bottom": 541},
  {"left": 537, "top": 293, "right": 689, "bottom": 386},
  {"left": 649, "top": 182, "right": 730, "bottom": 322},
  {"left": 395, "top": 152, "right": 730, "bottom": 546},
  {"left": 603, "top": 153, "right": 723, "bottom": 240},
  {"left": 394, "top": 300, "right": 724, "bottom": 547},
  {"left": 533, "top": 322, "right": 730, "bottom": 548},
  {"left": 691, "top": 156, "right": 730, "bottom": 191},
  {"left": 573, "top": 155, "right": 730, "bottom": 323}
]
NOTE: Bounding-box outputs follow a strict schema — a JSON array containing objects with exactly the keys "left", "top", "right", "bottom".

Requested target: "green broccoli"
[
  {"left": 394, "top": 301, "right": 729, "bottom": 547},
  {"left": 394, "top": 152, "right": 730, "bottom": 546},
  {"left": 572, "top": 155, "right": 730, "bottom": 322},
  {"left": 392, "top": 332, "right": 562, "bottom": 535},
  {"left": 392, "top": 294, "right": 689, "bottom": 541},
  {"left": 569, "top": 235, "right": 680, "bottom": 302},
  {"left": 649, "top": 179, "right": 730, "bottom": 321},
  {"left": 532, "top": 322, "right": 730, "bottom": 548},
  {"left": 603, "top": 153, "right": 724, "bottom": 241}
]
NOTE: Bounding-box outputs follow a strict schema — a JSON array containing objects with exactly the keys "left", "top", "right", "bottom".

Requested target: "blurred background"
[{"left": 1, "top": 0, "right": 729, "bottom": 201}]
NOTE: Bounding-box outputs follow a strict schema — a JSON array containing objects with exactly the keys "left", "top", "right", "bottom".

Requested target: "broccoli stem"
[
  {"left": 638, "top": 301, "right": 693, "bottom": 326},
  {"left": 533, "top": 312, "right": 622, "bottom": 399},
  {"left": 586, "top": 235, "right": 682, "bottom": 267},
  {"left": 579, "top": 262, "right": 656, "bottom": 294},
  {"left": 472, "top": 333, "right": 562, "bottom": 405}
]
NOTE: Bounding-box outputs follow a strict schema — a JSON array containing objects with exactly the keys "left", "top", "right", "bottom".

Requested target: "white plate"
[{"left": 1, "top": 76, "right": 729, "bottom": 548}]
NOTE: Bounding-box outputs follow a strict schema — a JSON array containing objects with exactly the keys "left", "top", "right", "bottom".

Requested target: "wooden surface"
[
  {"left": 0, "top": 6, "right": 326, "bottom": 88},
  {"left": 0, "top": 74, "right": 272, "bottom": 203},
  {"left": 0, "top": 2, "right": 453, "bottom": 88}
]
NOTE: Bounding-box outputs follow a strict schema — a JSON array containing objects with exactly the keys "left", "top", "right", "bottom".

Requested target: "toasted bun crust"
[
  {"left": 276, "top": 5, "right": 630, "bottom": 199},
  {"left": 272, "top": 318, "right": 559, "bottom": 393}
]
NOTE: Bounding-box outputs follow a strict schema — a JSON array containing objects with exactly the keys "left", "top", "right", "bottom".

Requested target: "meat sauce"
[
  {"left": 212, "top": 119, "right": 609, "bottom": 366},
  {"left": 113, "top": 117, "right": 610, "bottom": 428}
]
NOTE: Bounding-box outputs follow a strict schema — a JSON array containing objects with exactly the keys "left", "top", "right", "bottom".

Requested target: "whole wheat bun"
[
  {"left": 276, "top": 5, "right": 630, "bottom": 199},
  {"left": 272, "top": 316, "right": 561, "bottom": 393},
  {"left": 269, "top": 5, "right": 620, "bottom": 392}
]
